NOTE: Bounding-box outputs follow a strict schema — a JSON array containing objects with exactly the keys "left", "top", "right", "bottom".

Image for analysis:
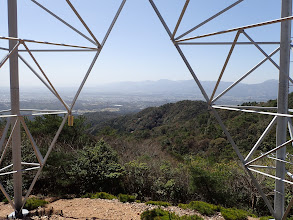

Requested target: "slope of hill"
[
  {"left": 79, "top": 95, "right": 293, "bottom": 216},
  {"left": 89, "top": 100, "right": 207, "bottom": 132},
  {"left": 2, "top": 95, "right": 293, "bottom": 217},
  {"left": 87, "top": 95, "right": 287, "bottom": 158}
]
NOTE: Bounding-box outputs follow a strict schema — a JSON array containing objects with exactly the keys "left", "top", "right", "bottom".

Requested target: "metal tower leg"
[
  {"left": 8, "top": 0, "right": 22, "bottom": 215},
  {"left": 275, "top": 0, "right": 292, "bottom": 218}
]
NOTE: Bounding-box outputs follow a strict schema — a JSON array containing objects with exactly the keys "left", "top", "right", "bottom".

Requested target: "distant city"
[{"left": 0, "top": 79, "right": 288, "bottom": 115}]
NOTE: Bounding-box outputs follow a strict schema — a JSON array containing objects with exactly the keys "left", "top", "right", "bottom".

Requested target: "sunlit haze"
[{"left": 0, "top": 0, "right": 288, "bottom": 89}]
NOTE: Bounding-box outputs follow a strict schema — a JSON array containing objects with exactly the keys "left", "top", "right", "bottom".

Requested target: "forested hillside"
[
  {"left": 89, "top": 98, "right": 281, "bottom": 159},
  {"left": 1, "top": 94, "right": 293, "bottom": 217}
]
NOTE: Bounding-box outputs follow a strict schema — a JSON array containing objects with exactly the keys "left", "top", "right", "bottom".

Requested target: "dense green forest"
[{"left": 1, "top": 94, "right": 293, "bottom": 217}]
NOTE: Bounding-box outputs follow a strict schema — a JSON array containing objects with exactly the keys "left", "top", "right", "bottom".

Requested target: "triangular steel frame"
[
  {"left": 1, "top": 0, "right": 293, "bottom": 218},
  {"left": 0, "top": 0, "right": 126, "bottom": 214},
  {"left": 149, "top": 0, "right": 293, "bottom": 219}
]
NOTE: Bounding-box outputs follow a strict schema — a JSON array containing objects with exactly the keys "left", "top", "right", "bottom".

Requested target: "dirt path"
[
  {"left": 0, "top": 198, "right": 258, "bottom": 220},
  {"left": 0, "top": 202, "right": 13, "bottom": 219}
]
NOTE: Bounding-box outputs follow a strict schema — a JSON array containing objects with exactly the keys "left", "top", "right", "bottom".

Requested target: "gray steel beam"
[
  {"left": 212, "top": 48, "right": 280, "bottom": 103},
  {"left": 245, "top": 139, "right": 293, "bottom": 166},
  {"left": 176, "top": 15, "right": 293, "bottom": 42},
  {"left": 20, "top": 118, "right": 44, "bottom": 165},
  {"left": 21, "top": 115, "right": 68, "bottom": 210},
  {"left": 0, "top": 164, "right": 13, "bottom": 173},
  {"left": 65, "top": 0, "right": 101, "bottom": 48},
  {"left": 172, "top": 0, "right": 190, "bottom": 39},
  {"left": 31, "top": 0, "right": 97, "bottom": 46},
  {"left": 248, "top": 165, "right": 276, "bottom": 169},
  {"left": 8, "top": 0, "right": 22, "bottom": 214},
  {"left": 0, "top": 118, "right": 11, "bottom": 153},
  {"left": 0, "top": 36, "right": 98, "bottom": 50},
  {"left": 0, "top": 119, "right": 19, "bottom": 166},
  {"left": 70, "top": 0, "right": 127, "bottom": 111},
  {"left": 0, "top": 111, "right": 67, "bottom": 118},
  {"left": 175, "top": 0, "right": 244, "bottom": 40},
  {"left": 18, "top": 49, "right": 96, "bottom": 52},
  {"left": 149, "top": 1, "right": 284, "bottom": 217},
  {"left": 0, "top": 47, "right": 9, "bottom": 51},
  {"left": 0, "top": 42, "right": 20, "bottom": 69},
  {"left": 178, "top": 42, "right": 281, "bottom": 45},
  {"left": 283, "top": 196, "right": 293, "bottom": 220},
  {"left": 268, "top": 156, "right": 293, "bottom": 166},
  {"left": 242, "top": 31, "right": 280, "bottom": 70},
  {"left": 212, "top": 105, "right": 293, "bottom": 118},
  {"left": 0, "top": 109, "right": 11, "bottom": 114},
  {"left": 18, "top": 55, "right": 58, "bottom": 97},
  {"left": 0, "top": 166, "right": 40, "bottom": 176},
  {"left": 275, "top": 0, "right": 292, "bottom": 218},
  {"left": 0, "top": 183, "right": 15, "bottom": 210},
  {"left": 249, "top": 168, "right": 293, "bottom": 185},
  {"left": 218, "top": 105, "right": 277, "bottom": 110},
  {"left": 22, "top": 42, "right": 70, "bottom": 112},
  {"left": 0, "top": 1, "right": 126, "bottom": 216},
  {"left": 245, "top": 116, "right": 277, "bottom": 162},
  {"left": 101, "top": 0, "right": 127, "bottom": 46},
  {"left": 148, "top": 0, "right": 210, "bottom": 102},
  {"left": 210, "top": 31, "right": 241, "bottom": 102}
]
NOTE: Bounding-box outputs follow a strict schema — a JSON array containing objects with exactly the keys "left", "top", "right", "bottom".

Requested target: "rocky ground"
[{"left": 0, "top": 198, "right": 259, "bottom": 220}]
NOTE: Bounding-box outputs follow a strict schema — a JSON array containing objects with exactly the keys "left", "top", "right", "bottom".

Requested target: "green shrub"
[
  {"left": 141, "top": 208, "right": 203, "bottom": 220},
  {"left": 178, "top": 203, "right": 189, "bottom": 209},
  {"left": 180, "top": 216, "right": 204, "bottom": 220},
  {"left": 2, "top": 198, "right": 8, "bottom": 204},
  {"left": 141, "top": 208, "right": 172, "bottom": 220},
  {"left": 259, "top": 217, "right": 273, "bottom": 220},
  {"left": 73, "top": 140, "right": 124, "bottom": 194},
  {"left": 249, "top": 213, "right": 257, "bottom": 218},
  {"left": 221, "top": 208, "right": 248, "bottom": 220},
  {"left": 186, "top": 201, "right": 219, "bottom": 216},
  {"left": 82, "top": 192, "right": 117, "bottom": 200},
  {"left": 145, "top": 201, "right": 171, "bottom": 207},
  {"left": 118, "top": 194, "right": 136, "bottom": 203},
  {"left": 136, "top": 200, "right": 141, "bottom": 203},
  {"left": 24, "top": 198, "right": 48, "bottom": 211}
]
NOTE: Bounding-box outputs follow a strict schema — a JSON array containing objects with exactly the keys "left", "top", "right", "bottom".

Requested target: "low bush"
[
  {"left": 141, "top": 208, "right": 203, "bottom": 220},
  {"left": 178, "top": 203, "right": 189, "bottom": 209},
  {"left": 221, "top": 208, "right": 248, "bottom": 220},
  {"left": 2, "top": 198, "right": 8, "bottom": 204},
  {"left": 145, "top": 201, "right": 171, "bottom": 207},
  {"left": 24, "top": 198, "right": 48, "bottom": 211},
  {"left": 259, "top": 217, "right": 273, "bottom": 220},
  {"left": 248, "top": 213, "right": 257, "bottom": 218},
  {"left": 82, "top": 192, "right": 117, "bottom": 200},
  {"left": 141, "top": 208, "right": 171, "bottom": 220},
  {"left": 118, "top": 194, "right": 136, "bottom": 203},
  {"left": 180, "top": 216, "right": 204, "bottom": 220},
  {"left": 179, "top": 201, "right": 218, "bottom": 216}
]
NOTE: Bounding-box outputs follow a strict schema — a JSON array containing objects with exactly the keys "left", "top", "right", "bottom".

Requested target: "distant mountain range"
[
  {"left": 83, "top": 79, "right": 288, "bottom": 104},
  {"left": 1, "top": 79, "right": 289, "bottom": 105}
]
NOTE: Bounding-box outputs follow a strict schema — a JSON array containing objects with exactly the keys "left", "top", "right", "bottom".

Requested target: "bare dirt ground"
[{"left": 0, "top": 198, "right": 259, "bottom": 220}]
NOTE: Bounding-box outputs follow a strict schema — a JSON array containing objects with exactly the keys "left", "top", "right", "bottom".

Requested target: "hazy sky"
[{"left": 0, "top": 0, "right": 289, "bottom": 89}]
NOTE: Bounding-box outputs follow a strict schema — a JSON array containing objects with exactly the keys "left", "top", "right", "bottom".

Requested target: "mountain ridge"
[{"left": 83, "top": 79, "right": 285, "bottom": 103}]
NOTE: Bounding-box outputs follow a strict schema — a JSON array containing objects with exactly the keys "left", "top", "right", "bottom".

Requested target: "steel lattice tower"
[
  {"left": 1, "top": 0, "right": 293, "bottom": 219},
  {"left": 149, "top": 0, "right": 292, "bottom": 219},
  {"left": 0, "top": 0, "right": 126, "bottom": 217}
]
